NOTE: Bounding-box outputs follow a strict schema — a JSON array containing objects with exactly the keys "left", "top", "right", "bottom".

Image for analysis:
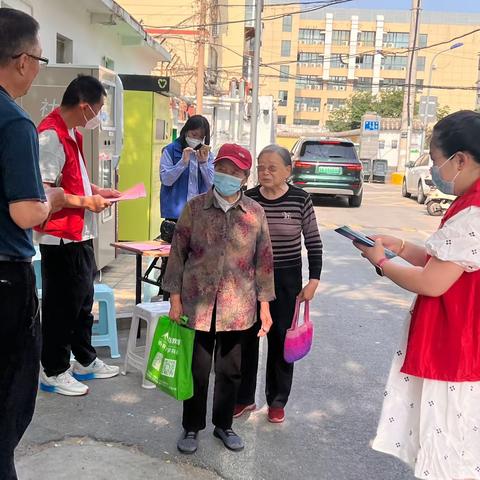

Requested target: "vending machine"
[
  {"left": 117, "top": 74, "right": 178, "bottom": 241},
  {"left": 19, "top": 65, "right": 124, "bottom": 270}
]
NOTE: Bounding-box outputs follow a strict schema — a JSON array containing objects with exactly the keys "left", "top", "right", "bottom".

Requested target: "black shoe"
[
  {"left": 213, "top": 427, "right": 244, "bottom": 451},
  {"left": 177, "top": 430, "right": 198, "bottom": 454}
]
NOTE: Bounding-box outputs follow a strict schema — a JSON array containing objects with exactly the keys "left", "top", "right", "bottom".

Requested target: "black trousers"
[
  {"left": 238, "top": 266, "right": 302, "bottom": 409},
  {"left": 0, "top": 262, "right": 40, "bottom": 480},
  {"left": 40, "top": 240, "right": 97, "bottom": 377},
  {"left": 182, "top": 317, "right": 244, "bottom": 432}
]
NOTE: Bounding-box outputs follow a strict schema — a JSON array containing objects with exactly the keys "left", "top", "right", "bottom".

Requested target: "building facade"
[
  {"left": 260, "top": 6, "right": 480, "bottom": 129},
  {"left": 2, "top": 0, "right": 170, "bottom": 74}
]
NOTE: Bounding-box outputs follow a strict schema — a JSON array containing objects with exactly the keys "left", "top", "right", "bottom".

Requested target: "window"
[
  {"left": 56, "top": 34, "right": 73, "bottom": 63},
  {"left": 102, "top": 56, "right": 115, "bottom": 70},
  {"left": 296, "top": 75, "right": 323, "bottom": 90},
  {"left": 293, "top": 119, "right": 320, "bottom": 126},
  {"left": 328, "top": 76, "right": 347, "bottom": 90},
  {"left": 299, "top": 28, "right": 325, "bottom": 45},
  {"left": 382, "top": 55, "right": 407, "bottom": 70},
  {"left": 278, "top": 90, "right": 288, "bottom": 106},
  {"left": 277, "top": 115, "right": 287, "bottom": 125},
  {"left": 417, "top": 56, "right": 425, "bottom": 72},
  {"left": 417, "top": 78, "right": 424, "bottom": 93},
  {"left": 356, "top": 54, "right": 374, "bottom": 69},
  {"left": 297, "top": 52, "right": 323, "bottom": 66},
  {"left": 332, "top": 30, "right": 350, "bottom": 45},
  {"left": 280, "top": 65, "right": 290, "bottom": 82},
  {"left": 358, "top": 31, "right": 375, "bottom": 47},
  {"left": 330, "top": 54, "right": 347, "bottom": 69},
  {"left": 379, "top": 140, "right": 385, "bottom": 149},
  {"left": 281, "top": 40, "right": 291, "bottom": 57},
  {"left": 383, "top": 32, "right": 409, "bottom": 48},
  {"left": 326, "top": 98, "right": 346, "bottom": 111},
  {"left": 354, "top": 77, "right": 373, "bottom": 91},
  {"left": 418, "top": 34, "right": 428, "bottom": 48},
  {"left": 282, "top": 15, "right": 292, "bottom": 32},
  {"left": 380, "top": 78, "right": 404, "bottom": 90},
  {"left": 294, "top": 97, "right": 321, "bottom": 112},
  {"left": 391, "top": 139, "right": 398, "bottom": 149}
]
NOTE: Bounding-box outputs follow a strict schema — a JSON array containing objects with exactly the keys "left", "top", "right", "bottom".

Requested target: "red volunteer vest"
[
  {"left": 35, "top": 108, "right": 86, "bottom": 241},
  {"left": 401, "top": 178, "right": 480, "bottom": 381}
]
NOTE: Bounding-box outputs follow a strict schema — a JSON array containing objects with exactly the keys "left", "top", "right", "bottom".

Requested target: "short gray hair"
[{"left": 258, "top": 144, "right": 292, "bottom": 166}]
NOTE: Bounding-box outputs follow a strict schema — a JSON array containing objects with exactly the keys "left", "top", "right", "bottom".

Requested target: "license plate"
[{"left": 316, "top": 166, "right": 342, "bottom": 175}]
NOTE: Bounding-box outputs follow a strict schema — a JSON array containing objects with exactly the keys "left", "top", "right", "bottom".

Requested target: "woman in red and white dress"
[{"left": 356, "top": 110, "right": 480, "bottom": 480}]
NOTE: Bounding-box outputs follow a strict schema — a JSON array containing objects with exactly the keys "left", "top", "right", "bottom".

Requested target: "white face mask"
[
  {"left": 186, "top": 136, "right": 203, "bottom": 149},
  {"left": 83, "top": 105, "right": 101, "bottom": 130}
]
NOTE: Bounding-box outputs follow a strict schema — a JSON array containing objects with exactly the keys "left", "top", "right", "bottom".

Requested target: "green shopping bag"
[{"left": 145, "top": 315, "right": 195, "bottom": 401}]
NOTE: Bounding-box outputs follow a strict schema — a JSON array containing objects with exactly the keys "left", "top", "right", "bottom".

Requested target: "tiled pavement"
[{"left": 94, "top": 253, "right": 161, "bottom": 320}]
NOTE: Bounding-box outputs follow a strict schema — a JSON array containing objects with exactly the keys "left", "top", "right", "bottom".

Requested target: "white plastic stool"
[{"left": 122, "top": 301, "right": 171, "bottom": 389}]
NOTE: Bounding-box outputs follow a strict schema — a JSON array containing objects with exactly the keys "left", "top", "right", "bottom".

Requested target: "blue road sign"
[{"left": 364, "top": 120, "right": 380, "bottom": 131}]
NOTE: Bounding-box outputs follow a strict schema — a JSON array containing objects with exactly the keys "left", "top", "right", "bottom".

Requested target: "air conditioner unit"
[
  {"left": 312, "top": 107, "right": 320, "bottom": 112},
  {"left": 400, "top": 66, "right": 407, "bottom": 70},
  {"left": 306, "top": 84, "right": 312, "bottom": 89},
  {"left": 385, "top": 42, "right": 395, "bottom": 48},
  {"left": 343, "top": 40, "right": 350, "bottom": 46}
]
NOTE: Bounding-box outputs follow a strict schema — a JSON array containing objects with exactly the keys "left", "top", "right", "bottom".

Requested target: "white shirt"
[
  {"left": 35, "top": 129, "right": 97, "bottom": 245},
  {"left": 213, "top": 188, "right": 240, "bottom": 212},
  {"left": 425, "top": 205, "right": 480, "bottom": 271}
]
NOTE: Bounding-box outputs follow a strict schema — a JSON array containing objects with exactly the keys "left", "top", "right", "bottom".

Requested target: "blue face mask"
[
  {"left": 213, "top": 171, "right": 243, "bottom": 196},
  {"left": 430, "top": 152, "right": 460, "bottom": 195}
]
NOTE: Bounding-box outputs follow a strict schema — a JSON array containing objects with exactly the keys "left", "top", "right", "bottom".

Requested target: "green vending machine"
[{"left": 118, "top": 75, "right": 178, "bottom": 240}]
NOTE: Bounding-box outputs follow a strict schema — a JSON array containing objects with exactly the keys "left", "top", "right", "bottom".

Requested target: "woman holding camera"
[{"left": 160, "top": 115, "right": 214, "bottom": 222}]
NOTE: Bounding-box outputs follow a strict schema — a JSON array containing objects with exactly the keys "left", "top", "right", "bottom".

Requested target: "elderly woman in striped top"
[{"left": 236, "top": 144, "right": 323, "bottom": 423}]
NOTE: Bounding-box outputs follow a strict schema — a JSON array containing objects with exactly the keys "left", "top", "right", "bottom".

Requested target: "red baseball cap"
[{"left": 214, "top": 143, "right": 252, "bottom": 170}]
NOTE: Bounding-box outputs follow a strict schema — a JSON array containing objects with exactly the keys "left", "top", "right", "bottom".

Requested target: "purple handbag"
[{"left": 284, "top": 299, "right": 314, "bottom": 364}]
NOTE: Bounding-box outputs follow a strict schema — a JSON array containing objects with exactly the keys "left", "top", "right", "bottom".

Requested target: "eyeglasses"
[
  {"left": 11, "top": 52, "right": 49, "bottom": 65},
  {"left": 257, "top": 165, "right": 280, "bottom": 173}
]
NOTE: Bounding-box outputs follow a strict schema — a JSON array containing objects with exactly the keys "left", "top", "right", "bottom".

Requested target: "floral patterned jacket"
[{"left": 163, "top": 189, "right": 275, "bottom": 332}]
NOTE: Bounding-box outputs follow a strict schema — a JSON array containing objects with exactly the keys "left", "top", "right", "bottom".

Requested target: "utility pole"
[
  {"left": 397, "top": 0, "right": 421, "bottom": 172},
  {"left": 249, "top": 0, "right": 263, "bottom": 178},
  {"left": 196, "top": 0, "right": 207, "bottom": 114}
]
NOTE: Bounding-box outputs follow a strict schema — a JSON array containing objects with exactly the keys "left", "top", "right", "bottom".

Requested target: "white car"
[{"left": 402, "top": 153, "right": 432, "bottom": 204}]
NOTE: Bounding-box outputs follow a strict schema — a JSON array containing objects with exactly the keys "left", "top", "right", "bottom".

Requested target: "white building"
[{"left": 1, "top": 0, "right": 171, "bottom": 73}]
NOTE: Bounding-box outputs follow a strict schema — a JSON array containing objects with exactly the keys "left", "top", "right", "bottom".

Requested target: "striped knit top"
[{"left": 245, "top": 184, "right": 323, "bottom": 279}]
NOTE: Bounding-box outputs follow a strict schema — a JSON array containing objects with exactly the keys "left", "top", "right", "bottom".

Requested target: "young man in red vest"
[{"left": 36, "top": 75, "right": 120, "bottom": 396}]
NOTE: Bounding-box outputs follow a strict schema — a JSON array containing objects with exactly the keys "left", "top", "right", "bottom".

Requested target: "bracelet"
[
  {"left": 397, "top": 239, "right": 406, "bottom": 256},
  {"left": 377, "top": 257, "right": 389, "bottom": 269}
]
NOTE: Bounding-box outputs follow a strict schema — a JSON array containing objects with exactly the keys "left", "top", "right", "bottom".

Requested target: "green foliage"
[{"left": 326, "top": 90, "right": 405, "bottom": 132}]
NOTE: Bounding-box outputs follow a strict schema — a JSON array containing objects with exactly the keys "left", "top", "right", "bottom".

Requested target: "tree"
[
  {"left": 325, "top": 90, "right": 405, "bottom": 132},
  {"left": 436, "top": 104, "right": 450, "bottom": 121}
]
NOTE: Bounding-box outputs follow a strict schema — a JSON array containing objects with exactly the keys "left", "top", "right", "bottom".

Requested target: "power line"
[{"left": 143, "top": 0, "right": 352, "bottom": 30}]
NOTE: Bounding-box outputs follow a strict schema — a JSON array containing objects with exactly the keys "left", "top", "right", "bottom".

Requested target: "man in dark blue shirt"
[{"left": 0, "top": 8, "right": 65, "bottom": 479}]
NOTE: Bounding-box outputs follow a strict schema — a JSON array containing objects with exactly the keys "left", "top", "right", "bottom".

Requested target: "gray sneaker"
[
  {"left": 213, "top": 427, "right": 244, "bottom": 451},
  {"left": 177, "top": 431, "right": 198, "bottom": 454}
]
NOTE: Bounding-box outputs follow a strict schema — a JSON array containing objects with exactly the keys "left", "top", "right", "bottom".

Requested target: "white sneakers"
[
  {"left": 40, "top": 358, "right": 119, "bottom": 396},
  {"left": 72, "top": 358, "right": 120, "bottom": 381},
  {"left": 40, "top": 370, "right": 89, "bottom": 396}
]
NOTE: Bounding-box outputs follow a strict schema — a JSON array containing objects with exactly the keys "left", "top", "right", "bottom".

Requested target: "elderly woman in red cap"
[{"left": 163, "top": 144, "right": 275, "bottom": 454}]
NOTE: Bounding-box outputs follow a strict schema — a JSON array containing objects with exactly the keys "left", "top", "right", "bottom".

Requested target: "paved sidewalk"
[{"left": 95, "top": 253, "right": 160, "bottom": 319}]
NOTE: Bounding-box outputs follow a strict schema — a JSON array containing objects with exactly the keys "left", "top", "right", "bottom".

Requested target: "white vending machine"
[{"left": 19, "top": 65, "right": 124, "bottom": 270}]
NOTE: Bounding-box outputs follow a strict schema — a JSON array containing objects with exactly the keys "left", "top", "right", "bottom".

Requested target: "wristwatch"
[{"left": 375, "top": 257, "right": 389, "bottom": 277}]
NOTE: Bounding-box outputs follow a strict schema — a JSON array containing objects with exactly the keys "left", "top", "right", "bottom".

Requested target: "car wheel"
[
  {"left": 348, "top": 191, "right": 363, "bottom": 208},
  {"left": 402, "top": 178, "right": 411, "bottom": 198},
  {"left": 417, "top": 181, "right": 426, "bottom": 204}
]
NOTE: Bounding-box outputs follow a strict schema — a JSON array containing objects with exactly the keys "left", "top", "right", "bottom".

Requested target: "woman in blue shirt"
[{"left": 160, "top": 115, "right": 214, "bottom": 221}]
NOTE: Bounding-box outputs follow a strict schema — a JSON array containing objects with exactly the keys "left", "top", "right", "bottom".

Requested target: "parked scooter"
[{"left": 425, "top": 183, "right": 456, "bottom": 216}]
